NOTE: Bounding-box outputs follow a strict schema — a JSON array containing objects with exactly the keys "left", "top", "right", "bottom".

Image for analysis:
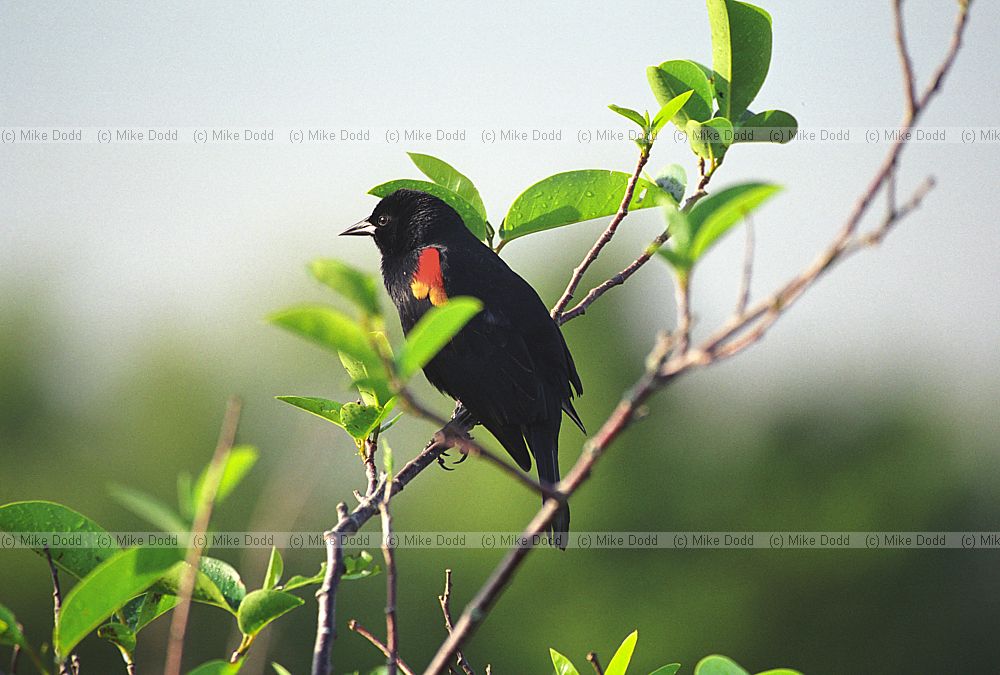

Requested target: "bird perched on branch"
[{"left": 341, "top": 188, "right": 584, "bottom": 548}]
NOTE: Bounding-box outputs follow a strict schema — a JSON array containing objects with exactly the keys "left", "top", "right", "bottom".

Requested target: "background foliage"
[{"left": 1, "top": 276, "right": 997, "bottom": 672}]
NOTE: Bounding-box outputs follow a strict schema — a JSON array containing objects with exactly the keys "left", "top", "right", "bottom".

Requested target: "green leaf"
[
  {"left": 550, "top": 647, "right": 581, "bottom": 675},
  {"left": 271, "top": 305, "right": 384, "bottom": 378},
  {"left": 197, "top": 556, "right": 248, "bottom": 612},
  {"left": 648, "top": 60, "right": 714, "bottom": 124},
  {"left": 280, "top": 555, "right": 380, "bottom": 588},
  {"left": 108, "top": 483, "right": 188, "bottom": 533},
  {"left": 343, "top": 550, "right": 382, "bottom": 580},
  {"left": 694, "top": 655, "right": 751, "bottom": 675},
  {"left": 707, "top": 0, "right": 773, "bottom": 119},
  {"left": 272, "top": 664, "right": 293, "bottom": 675},
  {"left": 188, "top": 659, "right": 244, "bottom": 675},
  {"left": 395, "top": 297, "right": 483, "bottom": 380},
  {"left": 236, "top": 589, "right": 304, "bottom": 637},
  {"left": 281, "top": 562, "right": 326, "bottom": 591},
  {"left": 276, "top": 396, "right": 345, "bottom": 429},
  {"left": 649, "top": 666, "right": 682, "bottom": 675},
  {"left": 308, "top": 259, "right": 381, "bottom": 317},
  {"left": 97, "top": 622, "right": 136, "bottom": 656},
  {"left": 754, "top": 670, "right": 803, "bottom": 675},
  {"left": 654, "top": 164, "right": 687, "bottom": 204},
  {"left": 340, "top": 343, "right": 393, "bottom": 408},
  {"left": 369, "top": 179, "right": 488, "bottom": 241},
  {"left": 652, "top": 90, "right": 696, "bottom": 136},
  {"left": 339, "top": 402, "right": 381, "bottom": 441},
  {"left": 373, "top": 397, "right": 398, "bottom": 431},
  {"left": 0, "top": 500, "right": 117, "bottom": 579},
  {"left": 263, "top": 547, "right": 283, "bottom": 590},
  {"left": 379, "top": 411, "right": 404, "bottom": 433},
  {"left": 657, "top": 244, "right": 693, "bottom": 273},
  {"left": 154, "top": 556, "right": 246, "bottom": 614},
  {"left": 407, "top": 153, "right": 488, "bottom": 222},
  {"left": 666, "top": 206, "right": 694, "bottom": 250},
  {"left": 382, "top": 439, "right": 394, "bottom": 477},
  {"left": 734, "top": 109, "right": 798, "bottom": 143},
  {"left": 686, "top": 117, "right": 734, "bottom": 161},
  {"left": 193, "top": 445, "right": 258, "bottom": 508},
  {"left": 608, "top": 104, "right": 647, "bottom": 128},
  {"left": 0, "top": 602, "right": 27, "bottom": 648},
  {"left": 502, "top": 170, "right": 671, "bottom": 241},
  {"left": 605, "top": 629, "right": 639, "bottom": 675},
  {"left": 688, "top": 182, "right": 781, "bottom": 260},
  {"left": 121, "top": 592, "right": 177, "bottom": 633},
  {"left": 56, "top": 546, "right": 183, "bottom": 656}
]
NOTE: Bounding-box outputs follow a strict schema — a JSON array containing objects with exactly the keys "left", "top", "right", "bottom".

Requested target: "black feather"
[{"left": 352, "top": 189, "right": 584, "bottom": 548}]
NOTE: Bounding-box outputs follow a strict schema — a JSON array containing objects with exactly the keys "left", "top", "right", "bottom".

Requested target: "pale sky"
[{"left": 2, "top": 1, "right": 998, "bottom": 419}]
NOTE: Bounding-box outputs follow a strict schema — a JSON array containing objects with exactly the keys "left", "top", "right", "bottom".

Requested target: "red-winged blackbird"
[{"left": 341, "top": 188, "right": 584, "bottom": 548}]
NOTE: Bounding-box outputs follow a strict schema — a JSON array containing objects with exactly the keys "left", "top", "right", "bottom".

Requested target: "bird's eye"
[{"left": 377, "top": 215, "right": 390, "bottom": 226}]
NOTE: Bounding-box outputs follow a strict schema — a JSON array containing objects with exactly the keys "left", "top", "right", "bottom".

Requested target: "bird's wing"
[
  {"left": 420, "top": 238, "right": 582, "bottom": 433},
  {"left": 424, "top": 305, "right": 553, "bottom": 426}
]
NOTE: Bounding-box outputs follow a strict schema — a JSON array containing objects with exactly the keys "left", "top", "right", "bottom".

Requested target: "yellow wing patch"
[{"left": 411, "top": 247, "right": 448, "bottom": 306}]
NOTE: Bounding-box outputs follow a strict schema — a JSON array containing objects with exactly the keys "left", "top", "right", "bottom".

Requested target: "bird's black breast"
[{"left": 381, "top": 248, "right": 428, "bottom": 333}]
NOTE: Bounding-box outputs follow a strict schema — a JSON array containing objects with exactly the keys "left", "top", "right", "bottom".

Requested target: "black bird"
[{"left": 341, "top": 189, "right": 584, "bottom": 547}]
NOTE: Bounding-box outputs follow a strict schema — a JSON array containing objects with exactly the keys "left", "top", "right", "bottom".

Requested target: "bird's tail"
[{"left": 527, "top": 421, "right": 570, "bottom": 550}]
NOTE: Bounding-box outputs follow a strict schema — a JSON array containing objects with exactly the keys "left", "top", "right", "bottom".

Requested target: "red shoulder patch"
[{"left": 411, "top": 247, "right": 448, "bottom": 306}]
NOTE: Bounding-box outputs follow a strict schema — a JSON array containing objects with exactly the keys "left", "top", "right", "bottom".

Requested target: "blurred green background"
[
  {"left": 2, "top": 265, "right": 999, "bottom": 674},
  {"left": 3, "top": 0, "right": 1000, "bottom": 673}
]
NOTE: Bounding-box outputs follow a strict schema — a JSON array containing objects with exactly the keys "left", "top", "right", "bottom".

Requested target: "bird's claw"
[
  {"left": 436, "top": 443, "right": 472, "bottom": 469},
  {"left": 436, "top": 451, "right": 455, "bottom": 471}
]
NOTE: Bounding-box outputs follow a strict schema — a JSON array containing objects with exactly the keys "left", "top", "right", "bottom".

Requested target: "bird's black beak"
[{"left": 339, "top": 219, "right": 376, "bottom": 237}]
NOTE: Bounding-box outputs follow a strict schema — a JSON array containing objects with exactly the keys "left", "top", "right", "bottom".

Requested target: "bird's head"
[{"left": 340, "top": 189, "right": 465, "bottom": 257}]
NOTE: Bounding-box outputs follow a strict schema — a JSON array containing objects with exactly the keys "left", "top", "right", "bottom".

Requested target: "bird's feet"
[
  {"left": 437, "top": 403, "right": 477, "bottom": 471},
  {"left": 450, "top": 401, "right": 477, "bottom": 429},
  {"left": 435, "top": 443, "right": 472, "bottom": 470}
]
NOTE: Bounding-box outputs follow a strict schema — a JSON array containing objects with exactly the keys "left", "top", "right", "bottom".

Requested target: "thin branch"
[
  {"left": 348, "top": 620, "right": 416, "bottom": 675},
  {"left": 424, "top": 4, "right": 972, "bottom": 670},
  {"left": 164, "top": 396, "right": 243, "bottom": 675},
  {"left": 854, "top": 176, "right": 935, "bottom": 250},
  {"left": 915, "top": 0, "right": 970, "bottom": 110},
  {"left": 673, "top": 275, "right": 692, "bottom": 355},
  {"left": 559, "top": 144, "right": 724, "bottom": 326},
  {"left": 312, "top": 502, "right": 348, "bottom": 675},
  {"left": 438, "top": 570, "right": 475, "bottom": 675},
  {"left": 705, "top": 174, "right": 936, "bottom": 364},
  {"left": 8, "top": 624, "right": 47, "bottom": 675},
  {"left": 364, "top": 436, "right": 379, "bottom": 498},
  {"left": 311, "top": 415, "right": 475, "bottom": 675},
  {"left": 886, "top": 164, "right": 899, "bottom": 222},
  {"left": 586, "top": 651, "right": 604, "bottom": 675},
  {"left": 681, "top": 155, "right": 722, "bottom": 212},
  {"left": 425, "top": 331, "right": 671, "bottom": 673},
  {"left": 10, "top": 642, "right": 20, "bottom": 675},
  {"left": 44, "top": 547, "right": 73, "bottom": 675},
  {"left": 892, "top": 0, "right": 917, "bottom": 116},
  {"left": 558, "top": 227, "right": 670, "bottom": 325},
  {"left": 381, "top": 471, "right": 399, "bottom": 675},
  {"left": 735, "top": 216, "right": 755, "bottom": 316},
  {"left": 551, "top": 148, "right": 652, "bottom": 320}
]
